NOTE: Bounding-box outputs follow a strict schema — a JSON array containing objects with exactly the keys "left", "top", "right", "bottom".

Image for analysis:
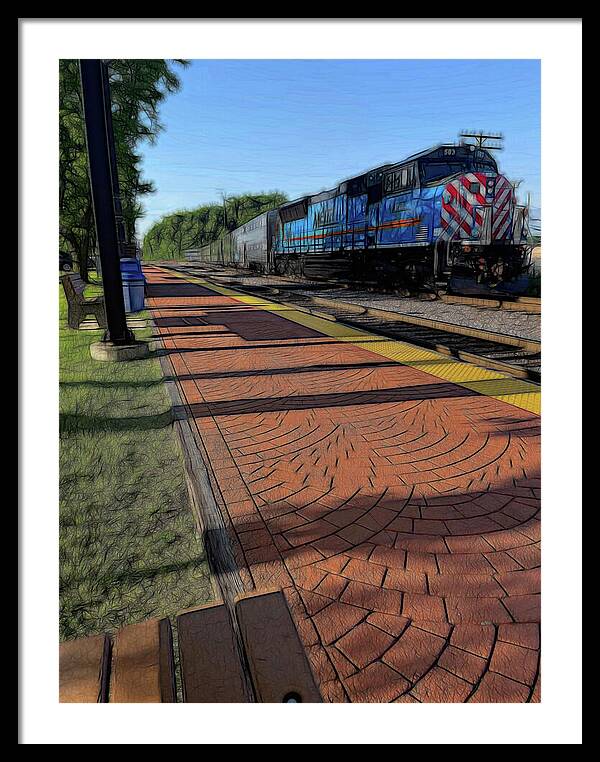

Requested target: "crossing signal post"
[{"left": 79, "top": 59, "right": 148, "bottom": 360}]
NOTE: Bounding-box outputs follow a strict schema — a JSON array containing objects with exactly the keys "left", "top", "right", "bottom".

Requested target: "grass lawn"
[{"left": 59, "top": 280, "right": 212, "bottom": 641}]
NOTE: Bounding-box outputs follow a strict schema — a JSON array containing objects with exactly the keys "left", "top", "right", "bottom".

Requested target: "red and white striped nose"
[
  {"left": 440, "top": 172, "right": 492, "bottom": 240},
  {"left": 440, "top": 172, "right": 515, "bottom": 243}
]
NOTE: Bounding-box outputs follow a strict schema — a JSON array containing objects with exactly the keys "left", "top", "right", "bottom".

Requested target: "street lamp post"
[
  {"left": 100, "top": 60, "right": 128, "bottom": 254},
  {"left": 79, "top": 59, "right": 148, "bottom": 360}
]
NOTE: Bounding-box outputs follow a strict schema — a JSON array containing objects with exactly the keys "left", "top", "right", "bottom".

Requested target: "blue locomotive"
[{"left": 188, "top": 141, "right": 534, "bottom": 295}]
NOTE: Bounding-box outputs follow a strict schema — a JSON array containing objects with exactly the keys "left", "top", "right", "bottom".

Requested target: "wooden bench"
[
  {"left": 61, "top": 273, "right": 107, "bottom": 330},
  {"left": 59, "top": 591, "right": 322, "bottom": 703}
]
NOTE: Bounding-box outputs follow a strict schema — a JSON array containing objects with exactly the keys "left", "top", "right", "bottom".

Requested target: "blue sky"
[{"left": 137, "top": 59, "right": 540, "bottom": 238}]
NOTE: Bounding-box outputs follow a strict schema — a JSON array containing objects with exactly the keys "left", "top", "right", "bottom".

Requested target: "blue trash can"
[
  {"left": 120, "top": 258, "right": 144, "bottom": 281},
  {"left": 128, "top": 278, "right": 146, "bottom": 312},
  {"left": 120, "top": 258, "right": 146, "bottom": 313},
  {"left": 120, "top": 257, "right": 140, "bottom": 272},
  {"left": 121, "top": 271, "right": 146, "bottom": 313}
]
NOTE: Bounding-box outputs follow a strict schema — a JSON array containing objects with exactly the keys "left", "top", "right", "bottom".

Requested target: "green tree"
[
  {"left": 142, "top": 192, "right": 288, "bottom": 261},
  {"left": 59, "top": 59, "right": 187, "bottom": 281}
]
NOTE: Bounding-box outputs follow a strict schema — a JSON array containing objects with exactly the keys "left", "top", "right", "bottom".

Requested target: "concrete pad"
[{"left": 90, "top": 340, "right": 150, "bottom": 362}]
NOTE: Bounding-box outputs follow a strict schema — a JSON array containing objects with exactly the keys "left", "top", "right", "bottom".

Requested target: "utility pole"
[
  {"left": 80, "top": 59, "right": 144, "bottom": 358},
  {"left": 459, "top": 131, "right": 504, "bottom": 151},
  {"left": 216, "top": 188, "right": 228, "bottom": 231}
]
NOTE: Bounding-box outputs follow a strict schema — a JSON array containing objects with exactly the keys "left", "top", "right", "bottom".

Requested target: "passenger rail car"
[
  {"left": 188, "top": 210, "right": 278, "bottom": 272},
  {"left": 231, "top": 210, "right": 278, "bottom": 271},
  {"left": 185, "top": 141, "right": 534, "bottom": 295}
]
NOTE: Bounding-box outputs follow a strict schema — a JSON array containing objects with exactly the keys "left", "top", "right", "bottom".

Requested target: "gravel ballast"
[{"left": 297, "top": 289, "right": 541, "bottom": 343}]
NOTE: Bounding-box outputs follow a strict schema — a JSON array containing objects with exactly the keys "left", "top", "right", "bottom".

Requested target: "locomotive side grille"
[{"left": 415, "top": 225, "right": 429, "bottom": 242}]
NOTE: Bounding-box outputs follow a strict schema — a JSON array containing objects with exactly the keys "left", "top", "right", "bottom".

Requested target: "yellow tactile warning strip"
[{"left": 156, "top": 267, "right": 540, "bottom": 415}]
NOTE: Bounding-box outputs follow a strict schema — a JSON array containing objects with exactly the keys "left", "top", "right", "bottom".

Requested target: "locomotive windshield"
[
  {"left": 421, "top": 162, "right": 468, "bottom": 184},
  {"left": 419, "top": 155, "right": 497, "bottom": 184}
]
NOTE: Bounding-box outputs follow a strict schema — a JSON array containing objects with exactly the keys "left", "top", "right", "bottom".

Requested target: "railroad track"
[
  {"left": 305, "top": 273, "right": 541, "bottom": 313},
  {"left": 180, "top": 257, "right": 541, "bottom": 313},
  {"left": 439, "top": 293, "right": 540, "bottom": 313},
  {"left": 159, "top": 262, "right": 541, "bottom": 382}
]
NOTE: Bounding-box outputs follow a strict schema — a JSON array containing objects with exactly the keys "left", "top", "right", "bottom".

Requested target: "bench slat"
[
  {"left": 235, "top": 590, "right": 322, "bottom": 703},
  {"left": 62, "top": 274, "right": 98, "bottom": 302},
  {"left": 159, "top": 618, "right": 177, "bottom": 703},
  {"left": 59, "top": 633, "right": 110, "bottom": 703},
  {"left": 177, "top": 602, "right": 250, "bottom": 702},
  {"left": 110, "top": 618, "right": 175, "bottom": 703}
]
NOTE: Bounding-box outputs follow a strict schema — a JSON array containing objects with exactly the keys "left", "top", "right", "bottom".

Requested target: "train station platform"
[{"left": 144, "top": 264, "right": 541, "bottom": 703}]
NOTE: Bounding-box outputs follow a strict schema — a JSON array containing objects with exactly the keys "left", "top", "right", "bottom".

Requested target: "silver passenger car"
[{"left": 231, "top": 210, "right": 279, "bottom": 271}]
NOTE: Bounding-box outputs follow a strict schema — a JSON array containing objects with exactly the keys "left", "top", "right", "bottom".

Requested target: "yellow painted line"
[{"left": 152, "top": 267, "right": 541, "bottom": 416}]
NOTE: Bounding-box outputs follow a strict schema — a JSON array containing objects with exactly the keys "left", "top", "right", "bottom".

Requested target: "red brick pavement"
[{"left": 145, "top": 266, "right": 541, "bottom": 703}]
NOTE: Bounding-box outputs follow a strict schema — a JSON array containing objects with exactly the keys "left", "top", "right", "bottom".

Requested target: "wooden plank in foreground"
[
  {"left": 59, "top": 633, "right": 110, "bottom": 703},
  {"left": 110, "top": 618, "right": 175, "bottom": 703},
  {"left": 235, "top": 590, "right": 322, "bottom": 703},
  {"left": 177, "top": 601, "right": 250, "bottom": 702}
]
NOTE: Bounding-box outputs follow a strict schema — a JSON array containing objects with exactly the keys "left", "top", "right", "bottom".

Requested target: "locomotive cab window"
[{"left": 383, "top": 164, "right": 416, "bottom": 195}]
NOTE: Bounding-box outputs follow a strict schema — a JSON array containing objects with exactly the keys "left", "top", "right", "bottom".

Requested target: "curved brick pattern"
[{"left": 146, "top": 267, "right": 541, "bottom": 703}]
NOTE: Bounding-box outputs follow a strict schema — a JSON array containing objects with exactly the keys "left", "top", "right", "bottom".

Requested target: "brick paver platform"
[{"left": 145, "top": 266, "right": 541, "bottom": 703}]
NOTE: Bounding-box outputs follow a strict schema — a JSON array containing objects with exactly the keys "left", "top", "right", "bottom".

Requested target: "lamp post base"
[{"left": 90, "top": 340, "right": 150, "bottom": 362}]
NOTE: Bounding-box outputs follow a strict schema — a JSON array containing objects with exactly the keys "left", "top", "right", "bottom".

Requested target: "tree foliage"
[
  {"left": 59, "top": 59, "right": 187, "bottom": 280},
  {"left": 142, "top": 192, "right": 288, "bottom": 261}
]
